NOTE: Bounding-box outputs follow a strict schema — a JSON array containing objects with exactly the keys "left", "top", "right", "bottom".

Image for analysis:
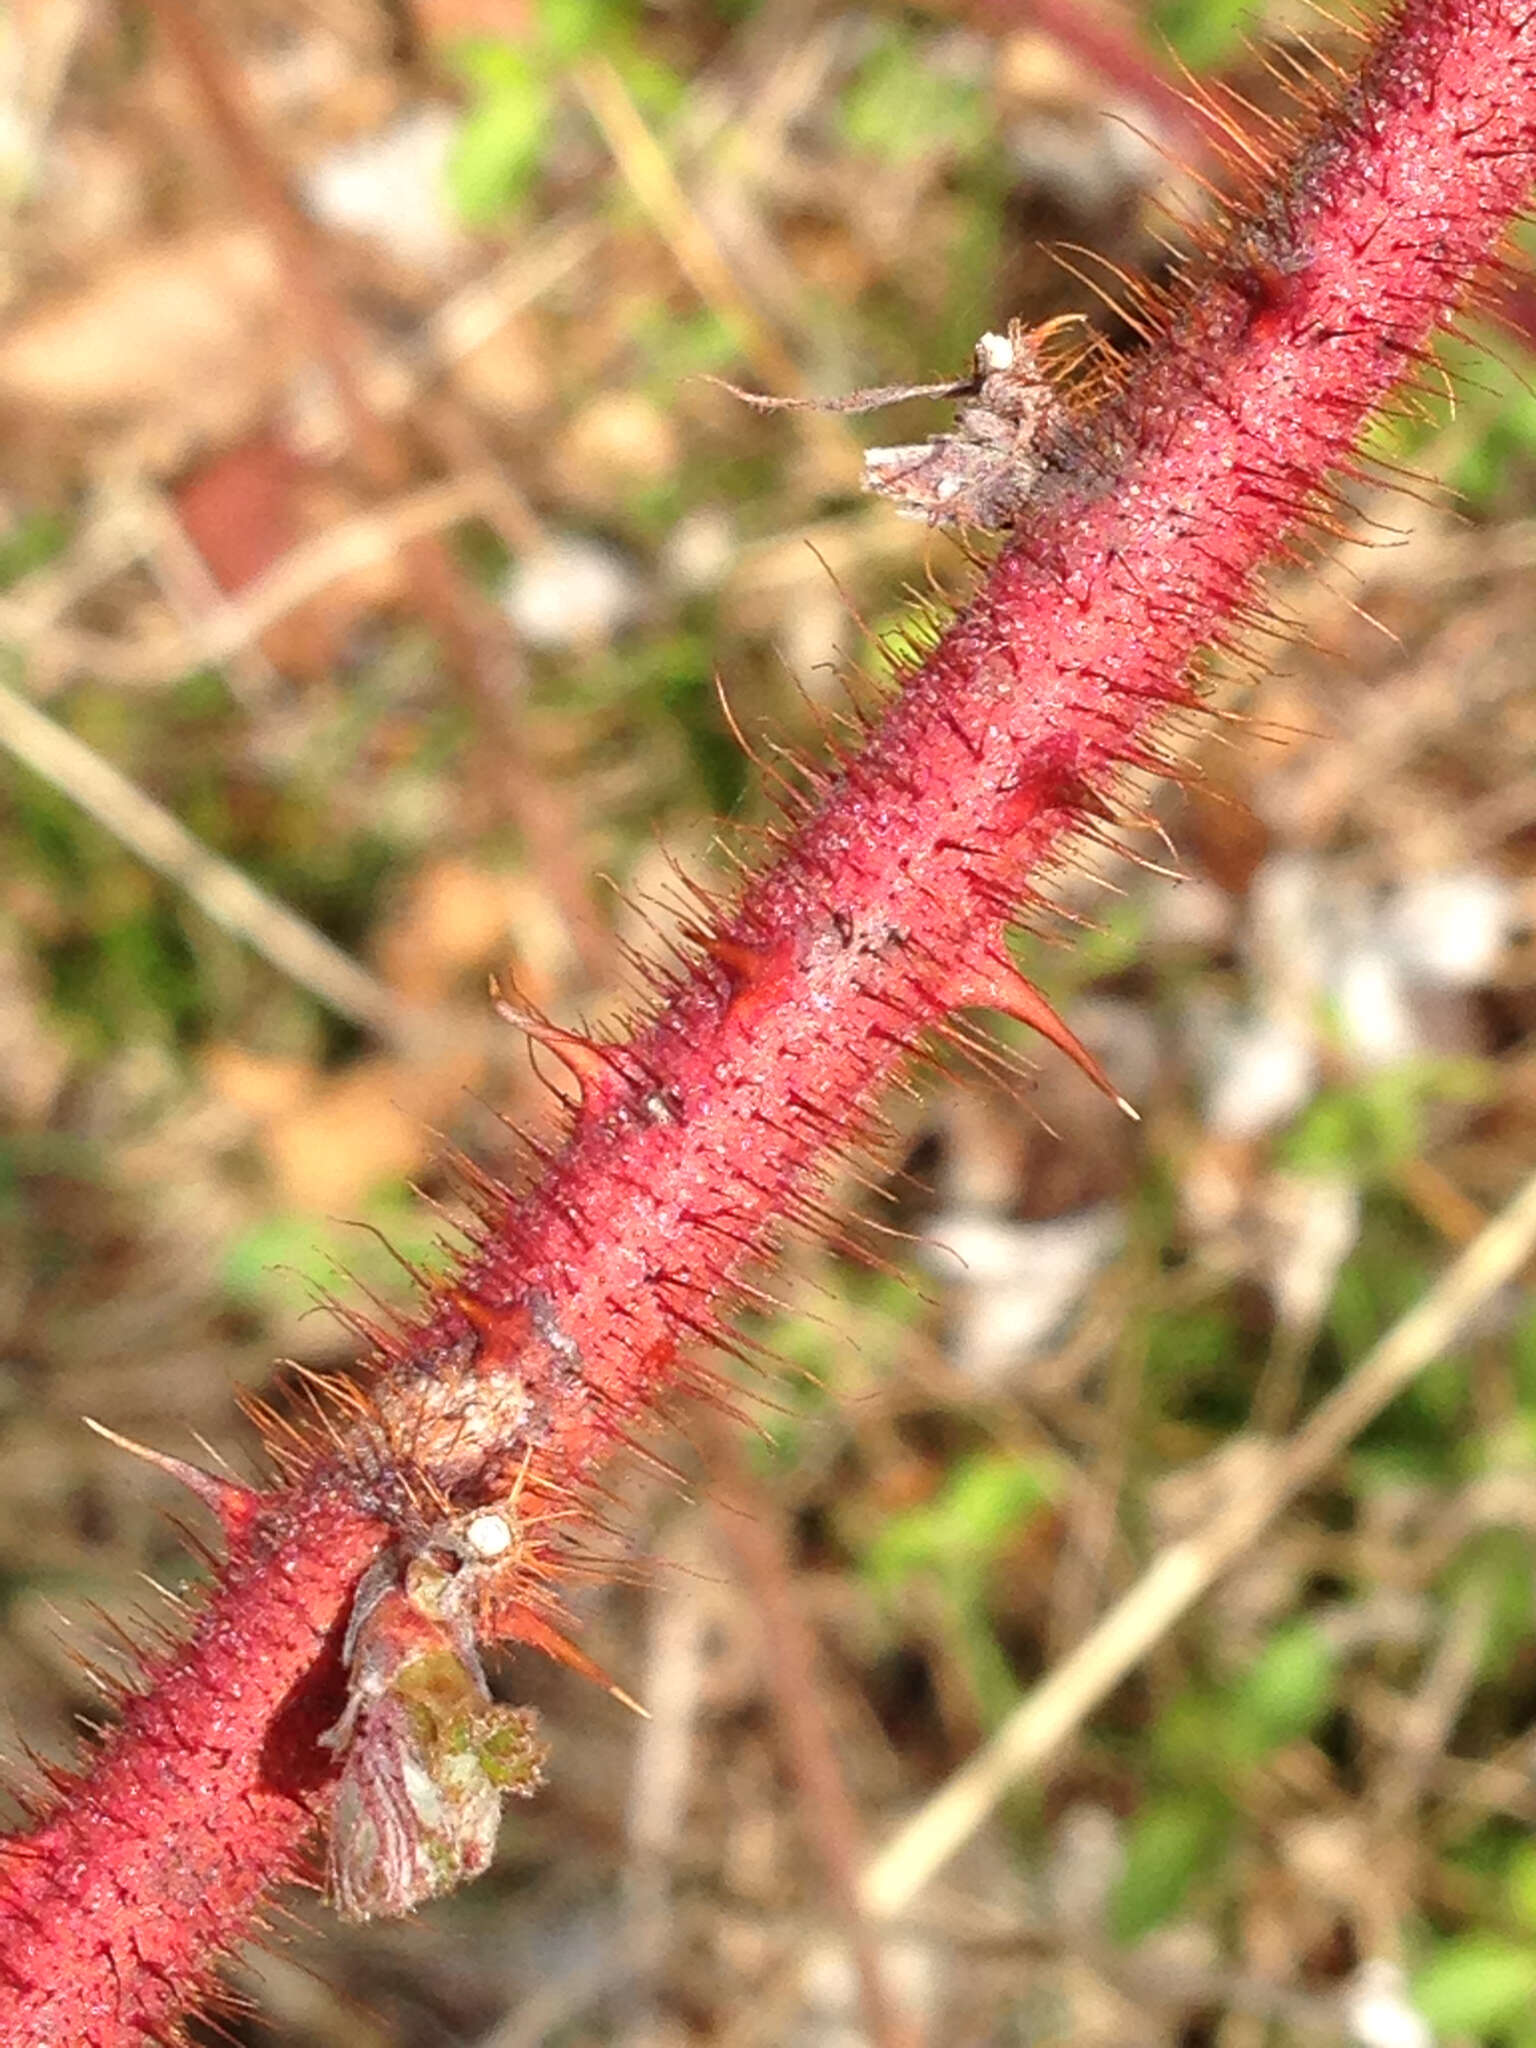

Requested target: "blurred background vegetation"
[{"left": 2, "top": 0, "right": 1536, "bottom": 2042}]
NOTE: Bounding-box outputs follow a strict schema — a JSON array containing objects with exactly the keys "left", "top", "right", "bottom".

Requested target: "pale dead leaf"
[
  {"left": 0, "top": 931, "right": 69, "bottom": 1125},
  {"left": 201, "top": 1044, "right": 315, "bottom": 1126},
  {"left": 266, "top": 1068, "right": 427, "bottom": 1215},
  {"left": 448, "top": 317, "right": 552, "bottom": 423},
  {"left": 374, "top": 858, "right": 520, "bottom": 1003},
  {"left": 552, "top": 391, "right": 680, "bottom": 509},
  {"left": 262, "top": 1051, "right": 482, "bottom": 1215},
  {"left": 0, "top": 227, "right": 284, "bottom": 460}
]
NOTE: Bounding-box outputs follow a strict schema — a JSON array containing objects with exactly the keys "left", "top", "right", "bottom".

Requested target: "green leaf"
[
  {"left": 539, "top": 0, "right": 629, "bottom": 61},
  {"left": 864, "top": 1454, "right": 1056, "bottom": 1596},
  {"left": 445, "top": 36, "right": 538, "bottom": 93},
  {"left": 222, "top": 1212, "right": 351, "bottom": 1306},
  {"left": 1452, "top": 1531, "right": 1536, "bottom": 1684},
  {"left": 1506, "top": 1845, "right": 1536, "bottom": 1934},
  {"left": 633, "top": 304, "right": 749, "bottom": 389},
  {"left": 1149, "top": 1687, "right": 1228, "bottom": 1778},
  {"left": 1143, "top": 1302, "right": 1242, "bottom": 1403},
  {"left": 1413, "top": 1935, "right": 1536, "bottom": 2037},
  {"left": 0, "top": 508, "right": 69, "bottom": 590},
  {"left": 222, "top": 1196, "right": 441, "bottom": 1315},
  {"left": 1280, "top": 1060, "right": 1491, "bottom": 1178},
  {"left": 1228, "top": 1622, "right": 1337, "bottom": 1758},
  {"left": 446, "top": 62, "right": 552, "bottom": 224},
  {"left": 1109, "top": 1794, "right": 1230, "bottom": 1944},
  {"left": 1512, "top": 1306, "right": 1536, "bottom": 1412},
  {"left": 1367, "top": 325, "right": 1536, "bottom": 510},
  {"left": 1150, "top": 0, "right": 1255, "bottom": 70},
  {"left": 838, "top": 31, "right": 985, "bottom": 167},
  {"left": 612, "top": 49, "right": 686, "bottom": 123}
]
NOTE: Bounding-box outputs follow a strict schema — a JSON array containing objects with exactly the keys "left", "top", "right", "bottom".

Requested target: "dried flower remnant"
[
  {"left": 321, "top": 1511, "right": 546, "bottom": 1921},
  {"left": 714, "top": 319, "right": 1074, "bottom": 527}
]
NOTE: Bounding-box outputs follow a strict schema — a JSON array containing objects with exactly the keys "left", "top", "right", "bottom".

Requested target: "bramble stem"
[{"left": 0, "top": 3, "right": 1532, "bottom": 2040}]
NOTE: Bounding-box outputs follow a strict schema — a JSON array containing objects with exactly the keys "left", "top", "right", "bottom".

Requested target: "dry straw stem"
[
  {"left": 0, "top": 664, "right": 510, "bottom": 1059},
  {"left": 0, "top": 669, "right": 406, "bottom": 1041},
  {"left": 573, "top": 54, "right": 804, "bottom": 394},
  {"left": 0, "top": 2, "right": 1534, "bottom": 2042},
  {"left": 0, "top": 475, "right": 495, "bottom": 688},
  {"left": 859, "top": 1164, "right": 1536, "bottom": 1920}
]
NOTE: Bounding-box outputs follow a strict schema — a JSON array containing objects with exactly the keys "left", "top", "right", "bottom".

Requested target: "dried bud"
[
  {"left": 322, "top": 1532, "right": 546, "bottom": 1921},
  {"left": 709, "top": 319, "right": 1073, "bottom": 530},
  {"left": 861, "top": 324, "right": 1065, "bottom": 529}
]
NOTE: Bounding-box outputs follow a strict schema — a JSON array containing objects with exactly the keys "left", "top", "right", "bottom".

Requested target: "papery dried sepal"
[{"left": 322, "top": 1535, "right": 545, "bottom": 1922}]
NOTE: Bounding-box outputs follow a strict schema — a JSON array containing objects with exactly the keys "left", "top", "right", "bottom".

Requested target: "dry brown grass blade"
[
  {"left": 704, "top": 1412, "right": 919, "bottom": 2048},
  {"left": 0, "top": 478, "right": 495, "bottom": 689}
]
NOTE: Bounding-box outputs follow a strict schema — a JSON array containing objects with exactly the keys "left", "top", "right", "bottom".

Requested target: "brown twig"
[{"left": 703, "top": 1412, "right": 919, "bottom": 2048}]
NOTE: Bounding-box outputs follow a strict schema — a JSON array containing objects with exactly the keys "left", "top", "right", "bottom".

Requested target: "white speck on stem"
[{"left": 464, "top": 1512, "right": 514, "bottom": 1559}]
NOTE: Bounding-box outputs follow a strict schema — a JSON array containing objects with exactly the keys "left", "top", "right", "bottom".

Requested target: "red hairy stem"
[{"left": 1, "top": 2, "right": 1533, "bottom": 2040}]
